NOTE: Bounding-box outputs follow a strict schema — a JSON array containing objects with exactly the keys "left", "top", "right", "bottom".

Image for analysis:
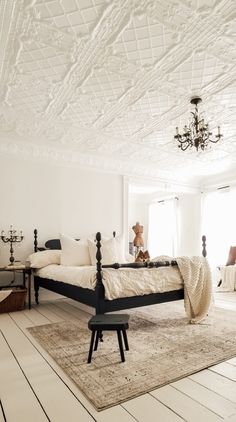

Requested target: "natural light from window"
[
  {"left": 148, "top": 199, "right": 178, "bottom": 258},
  {"left": 202, "top": 187, "right": 236, "bottom": 267}
]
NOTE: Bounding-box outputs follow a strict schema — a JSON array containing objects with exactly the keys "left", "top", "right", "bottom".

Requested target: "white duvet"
[{"left": 35, "top": 264, "right": 183, "bottom": 300}]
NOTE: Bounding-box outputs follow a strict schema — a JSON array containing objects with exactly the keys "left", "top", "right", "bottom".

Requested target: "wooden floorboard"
[
  {"left": 0, "top": 313, "right": 94, "bottom": 422},
  {"left": 0, "top": 329, "right": 48, "bottom": 422},
  {"left": 171, "top": 377, "right": 236, "bottom": 419},
  {"left": 151, "top": 385, "right": 222, "bottom": 421},
  {"left": 1, "top": 291, "right": 236, "bottom": 421},
  {"left": 190, "top": 370, "right": 236, "bottom": 403},
  {"left": 10, "top": 301, "right": 136, "bottom": 422},
  {"left": 0, "top": 402, "right": 6, "bottom": 422},
  {"left": 122, "top": 394, "right": 184, "bottom": 421}
]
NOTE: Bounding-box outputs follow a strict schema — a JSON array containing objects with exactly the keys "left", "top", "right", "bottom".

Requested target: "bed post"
[
  {"left": 33, "top": 229, "right": 40, "bottom": 304},
  {"left": 202, "top": 235, "right": 207, "bottom": 257},
  {"left": 34, "top": 229, "right": 38, "bottom": 252},
  {"left": 95, "top": 232, "right": 105, "bottom": 314}
]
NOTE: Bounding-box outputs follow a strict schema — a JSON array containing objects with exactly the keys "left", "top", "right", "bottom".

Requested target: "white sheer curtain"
[
  {"left": 202, "top": 188, "right": 236, "bottom": 267},
  {"left": 147, "top": 198, "right": 178, "bottom": 258}
]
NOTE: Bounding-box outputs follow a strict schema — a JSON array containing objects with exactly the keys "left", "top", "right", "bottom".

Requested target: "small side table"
[
  {"left": 88, "top": 314, "right": 130, "bottom": 363},
  {"left": 0, "top": 265, "right": 32, "bottom": 309}
]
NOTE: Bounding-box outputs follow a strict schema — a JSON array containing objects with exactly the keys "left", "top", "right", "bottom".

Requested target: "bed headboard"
[
  {"left": 33, "top": 229, "right": 116, "bottom": 252},
  {"left": 34, "top": 230, "right": 62, "bottom": 251}
]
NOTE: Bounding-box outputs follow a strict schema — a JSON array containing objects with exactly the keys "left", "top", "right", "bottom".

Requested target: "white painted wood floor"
[{"left": 0, "top": 290, "right": 236, "bottom": 422}]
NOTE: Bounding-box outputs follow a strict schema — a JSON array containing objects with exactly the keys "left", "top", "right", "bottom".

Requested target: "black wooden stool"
[{"left": 87, "top": 314, "right": 129, "bottom": 363}]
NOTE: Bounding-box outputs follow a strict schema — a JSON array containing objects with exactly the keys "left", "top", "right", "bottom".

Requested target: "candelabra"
[{"left": 1, "top": 225, "right": 24, "bottom": 265}]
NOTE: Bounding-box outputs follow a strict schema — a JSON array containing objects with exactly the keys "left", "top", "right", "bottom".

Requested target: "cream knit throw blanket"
[{"left": 176, "top": 256, "right": 212, "bottom": 324}]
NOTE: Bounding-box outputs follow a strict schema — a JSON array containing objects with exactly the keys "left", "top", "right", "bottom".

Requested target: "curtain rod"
[
  {"left": 156, "top": 196, "right": 179, "bottom": 204},
  {"left": 217, "top": 185, "right": 230, "bottom": 191}
]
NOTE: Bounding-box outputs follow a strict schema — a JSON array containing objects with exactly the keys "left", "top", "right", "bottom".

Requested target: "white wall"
[{"left": 0, "top": 156, "right": 123, "bottom": 266}]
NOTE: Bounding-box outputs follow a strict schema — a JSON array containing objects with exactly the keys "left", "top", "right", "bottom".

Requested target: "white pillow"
[
  {"left": 114, "top": 234, "right": 126, "bottom": 262},
  {"left": 27, "top": 250, "right": 61, "bottom": 269},
  {"left": 88, "top": 237, "right": 118, "bottom": 265},
  {"left": 94, "top": 234, "right": 126, "bottom": 262},
  {"left": 60, "top": 234, "right": 91, "bottom": 266}
]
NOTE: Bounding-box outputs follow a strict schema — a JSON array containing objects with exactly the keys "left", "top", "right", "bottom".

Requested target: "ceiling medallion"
[{"left": 174, "top": 97, "right": 223, "bottom": 151}]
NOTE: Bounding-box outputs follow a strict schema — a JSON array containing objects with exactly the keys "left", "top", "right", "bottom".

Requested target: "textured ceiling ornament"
[
  {"left": 0, "top": 103, "right": 16, "bottom": 132},
  {"left": 106, "top": 54, "right": 138, "bottom": 77},
  {"left": 144, "top": 0, "right": 192, "bottom": 31},
  {"left": 42, "top": 0, "right": 140, "bottom": 119},
  {"left": 28, "top": 20, "right": 77, "bottom": 58},
  {"left": 0, "top": 0, "right": 235, "bottom": 181},
  {"left": 95, "top": 0, "right": 235, "bottom": 132},
  {"left": 0, "top": 0, "right": 28, "bottom": 101}
]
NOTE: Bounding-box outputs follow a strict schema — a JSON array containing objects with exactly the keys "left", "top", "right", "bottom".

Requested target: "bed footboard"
[{"left": 94, "top": 233, "right": 208, "bottom": 314}]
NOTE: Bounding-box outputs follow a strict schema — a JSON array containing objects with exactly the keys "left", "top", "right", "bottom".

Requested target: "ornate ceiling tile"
[{"left": 0, "top": 0, "right": 235, "bottom": 188}]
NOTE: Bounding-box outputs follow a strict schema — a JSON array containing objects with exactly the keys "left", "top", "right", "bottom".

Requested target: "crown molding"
[{"left": 0, "top": 140, "right": 200, "bottom": 192}]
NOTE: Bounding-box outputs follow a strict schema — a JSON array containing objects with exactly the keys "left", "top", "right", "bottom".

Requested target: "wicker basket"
[{"left": 0, "top": 287, "right": 27, "bottom": 313}]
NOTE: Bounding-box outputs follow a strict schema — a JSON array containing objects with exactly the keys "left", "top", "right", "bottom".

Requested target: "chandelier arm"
[
  {"left": 180, "top": 143, "right": 191, "bottom": 151},
  {"left": 177, "top": 138, "right": 190, "bottom": 145},
  {"left": 209, "top": 137, "right": 222, "bottom": 144}
]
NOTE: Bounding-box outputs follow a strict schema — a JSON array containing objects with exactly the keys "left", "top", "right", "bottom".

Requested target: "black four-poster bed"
[{"left": 33, "top": 230, "right": 207, "bottom": 314}]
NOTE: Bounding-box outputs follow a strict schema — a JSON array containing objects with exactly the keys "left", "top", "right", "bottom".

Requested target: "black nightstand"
[{"left": 0, "top": 265, "right": 32, "bottom": 309}]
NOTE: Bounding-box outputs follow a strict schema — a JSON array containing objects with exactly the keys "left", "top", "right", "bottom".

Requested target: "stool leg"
[
  {"left": 122, "top": 329, "right": 129, "bottom": 351},
  {"left": 94, "top": 330, "right": 101, "bottom": 351},
  {"left": 87, "top": 331, "right": 96, "bottom": 363},
  {"left": 117, "top": 330, "right": 125, "bottom": 362}
]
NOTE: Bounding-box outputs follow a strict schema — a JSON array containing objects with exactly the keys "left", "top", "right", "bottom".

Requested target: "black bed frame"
[{"left": 33, "top": 230, "right": 207, "bottom": 314}]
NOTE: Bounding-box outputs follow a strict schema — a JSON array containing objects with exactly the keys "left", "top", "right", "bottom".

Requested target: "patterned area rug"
[{"left": 28, "top": 301, "right": 236, "bottom": 411}]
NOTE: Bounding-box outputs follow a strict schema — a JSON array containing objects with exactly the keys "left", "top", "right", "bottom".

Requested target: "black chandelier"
[{"left": 174, "top": 97, "right": 223, "bottom": 151}]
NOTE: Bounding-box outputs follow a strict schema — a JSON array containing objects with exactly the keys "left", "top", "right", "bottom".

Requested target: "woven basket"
[{"left": 0, "top": 287, "right": 27, "bottom": 313}]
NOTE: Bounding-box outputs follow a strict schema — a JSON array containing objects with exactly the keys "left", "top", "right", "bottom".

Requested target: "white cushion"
[
  {"left": 27, "top": 250, "right": 61, "bottom": 269},
  {"left": 60, "top": 234, "right": 91, "bottom": 266},
  {"left": 114, "top": 234, "right": 126, "bottom": 262},
  {"left": 88, "top": 237, "right": 118, "bottom": 265}
]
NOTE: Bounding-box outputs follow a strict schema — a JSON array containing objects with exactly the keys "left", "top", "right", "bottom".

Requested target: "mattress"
[{"left": 35, "top": 264, "right": 183, "bottom": 300}]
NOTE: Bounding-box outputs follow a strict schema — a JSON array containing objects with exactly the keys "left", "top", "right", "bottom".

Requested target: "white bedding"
[
  {"left": 217, "top": 265, "right": 236, "bottom": 291},
  {"left": 35, "top": 264, "right": 183, "bottom": 300}
]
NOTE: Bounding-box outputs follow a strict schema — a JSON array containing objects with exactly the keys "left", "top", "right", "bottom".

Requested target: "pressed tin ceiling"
[{"left": 0, "top": 0, "right": 235, "bottom": 186}]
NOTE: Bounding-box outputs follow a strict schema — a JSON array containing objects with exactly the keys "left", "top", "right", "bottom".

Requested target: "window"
[
  {"left": 202, "top": 187, "right": 236, "bottom": 267},
  {"left": 147, "top": 198, "right": 178, "bottom": 258}
]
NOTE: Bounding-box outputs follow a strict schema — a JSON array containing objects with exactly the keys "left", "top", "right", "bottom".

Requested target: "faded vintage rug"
[{"left": 28, "top": 301, "right": 236, "bottom": 411}]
